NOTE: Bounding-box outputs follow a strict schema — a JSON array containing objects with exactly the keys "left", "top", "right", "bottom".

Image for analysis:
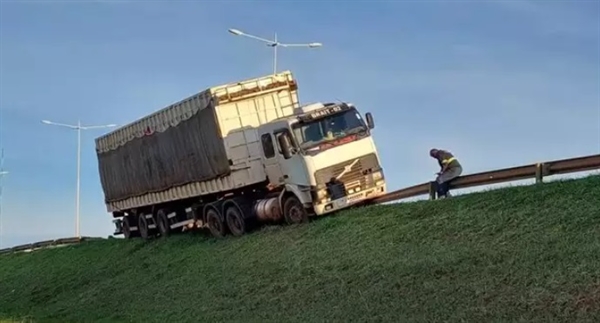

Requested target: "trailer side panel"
[
  {"left": 95, "top": 71, "right": 299, "bottom": 212},
  {"left": 97, "top": 101, "right": 229, "bottom": 203}
]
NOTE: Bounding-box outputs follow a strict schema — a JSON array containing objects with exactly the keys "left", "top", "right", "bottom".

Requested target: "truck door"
[
  {"left": 273, "top": 128, "right": 310, "bottom": 188},
  {"left": 260, "top": 132, "right": 285, "bottom": 187}
]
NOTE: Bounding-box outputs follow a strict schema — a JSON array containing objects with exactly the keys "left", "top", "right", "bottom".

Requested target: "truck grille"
[{"left": 314, "top": 153, "right": 381, "bottom": 189}]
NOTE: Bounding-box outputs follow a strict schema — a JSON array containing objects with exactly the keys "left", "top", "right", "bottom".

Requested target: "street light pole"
[
  {"left": 0, "top": 103, "right": 6, "bottom": 248},
  {"left": 0, "top": 162, "right": 8, "bottom": 248},
  {"left": 228, "top": 28, "right": 322, "bottom": 74},
  {"left": 76, "top": 120, "right": 81, "bottom": 239},
  {"left": 42, "top": 119, "right": 117, "bottom": 238}
]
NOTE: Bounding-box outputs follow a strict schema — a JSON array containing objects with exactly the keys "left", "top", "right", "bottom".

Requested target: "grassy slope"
[{"left": 1, "top": 176, "right": 600, "bottom": 323}]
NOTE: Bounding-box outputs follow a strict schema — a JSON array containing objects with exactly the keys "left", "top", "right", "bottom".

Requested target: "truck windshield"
[{"left": 292, "top": 108, "right": 368, "bottom": 150}]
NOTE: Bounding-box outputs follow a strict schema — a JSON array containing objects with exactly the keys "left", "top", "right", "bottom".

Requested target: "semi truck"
[{"left": 95, "top": 71, "right": 387, "bottom": 240}]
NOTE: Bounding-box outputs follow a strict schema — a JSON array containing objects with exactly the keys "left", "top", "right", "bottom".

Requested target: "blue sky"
[{"left": 0, "top": 0, "right": 598, "bottom": 248}]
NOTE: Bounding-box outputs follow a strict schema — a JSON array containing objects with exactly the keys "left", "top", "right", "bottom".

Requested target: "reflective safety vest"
[
  {"left": 442, "top": 157, "right": 456, "bottom": 165},
  {"left": 437, "top": 151, "right": 460, "bottom": 169}
]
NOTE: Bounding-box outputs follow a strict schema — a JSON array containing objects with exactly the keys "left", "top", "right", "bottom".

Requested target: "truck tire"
[
  {"left": 283, "top": 195, "right": 309, "bottom": 225},
  {"left": 122, "top": 216, "right": 140, "bottom": 239},
  {"left": 156, "top": 209, "right": 171, "bottom": 238},
  {"left": 123, "top": 218, "right": 133, "bottom": 239},
  {"left": 206, "top": 208, "right": 226, "bottom": 238},
  {"left": 138, "top": 215, "right": 151, "bottom": 240},
  {"left": 225, "top": 205, "right": 246, "bottom": 237}
]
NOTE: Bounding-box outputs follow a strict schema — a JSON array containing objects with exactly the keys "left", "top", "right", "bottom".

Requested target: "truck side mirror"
[
  {"left": 365, "top": 112, "right": 375, "bottom": 129},
  {"left": 278, "top": 133, "right": 293, "bottom": 159}
]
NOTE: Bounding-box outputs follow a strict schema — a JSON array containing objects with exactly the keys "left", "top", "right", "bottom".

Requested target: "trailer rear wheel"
[
  {"left": 138, "top": 215, "right": 151, "bottom": 240},
  {"left": 122, "top": 216, "right": 140, "bottom": 239},
  {"left": 157, "top": 209, "right": 171, "bottom": 237},
  {"left": 225, "top": 205, "right": 246, "bottom": 237},
  {"left": 123, "top": 218, "right": 133, "bottom": 239},
  {"left": 206, "top": 208, "right": 226, "bottom": 238},
  {"left": 283, "top": 195, "right": 309, "bottom": 225}
]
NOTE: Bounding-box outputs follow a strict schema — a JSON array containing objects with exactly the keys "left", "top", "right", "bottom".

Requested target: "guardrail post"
[
  {"left": 535, "top": 163, "right": 544, "bottom": 183},
  {"left": 428, "top": 181, "right": 437, "bottom": 200}
]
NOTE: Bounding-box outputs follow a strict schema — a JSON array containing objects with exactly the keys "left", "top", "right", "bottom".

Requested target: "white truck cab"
[{"left": 257, "top": 102, "right": 387, "bottom": 216}]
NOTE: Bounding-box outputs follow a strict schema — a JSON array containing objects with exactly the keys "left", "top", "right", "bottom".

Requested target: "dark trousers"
[
  {"left": 434, "top": 166, "right": 463, "bottom": 198},
  {"left": 436, "top": 181, "right": 452, "bottom": 197}
]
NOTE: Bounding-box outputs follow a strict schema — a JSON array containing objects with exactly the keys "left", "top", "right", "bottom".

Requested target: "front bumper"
[{"left": 313, "top": 181, "right": 387, "bottom": 216}]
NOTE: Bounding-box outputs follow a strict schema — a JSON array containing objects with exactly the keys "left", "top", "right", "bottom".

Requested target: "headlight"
[
  {"left": 372, "top": 171, "right": 383, "bottom": 181},
  {"left": 316, "top": 189, "right": 328, "bottom": 199},
  {"left": 312, "top": 188, "right": 331, "bottom": 204}
]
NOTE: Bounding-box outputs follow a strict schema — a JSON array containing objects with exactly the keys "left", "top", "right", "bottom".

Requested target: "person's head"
[{"left": 429, "top": 148, "right": 439, "bottom": 158}]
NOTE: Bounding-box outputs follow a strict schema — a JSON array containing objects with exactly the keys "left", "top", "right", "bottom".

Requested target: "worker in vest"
[{"left": 430, "top": 148, "right": 463, "bottom": 198}]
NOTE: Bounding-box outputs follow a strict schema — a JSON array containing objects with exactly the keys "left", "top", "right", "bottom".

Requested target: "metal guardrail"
[
  {"left": 0, "top": 236, "right": 103, "bottom": 255},
  {"left": 372, "top": 154, "right": 600, "bottom": 204},
  {"left": 1, "top": 154, "right": 598, "bottom": 254}
]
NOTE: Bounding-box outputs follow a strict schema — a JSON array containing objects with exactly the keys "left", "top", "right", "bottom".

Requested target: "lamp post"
[
  {"left": 0, "top": 162, "right": 7, "bottom": 248},
  {"left": 42, "top": 120, "right": 117, "bottom": 238},
  {"left": 0, "top": 106, "right": 5, "bottom": 248},
  {"left": 228, "top": 28, "right": 322, "bottom": 74}
]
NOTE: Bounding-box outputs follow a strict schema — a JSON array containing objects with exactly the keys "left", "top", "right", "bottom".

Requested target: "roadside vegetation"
[{"left": 1, "top": 175, "right": 599, "bottom": 322}]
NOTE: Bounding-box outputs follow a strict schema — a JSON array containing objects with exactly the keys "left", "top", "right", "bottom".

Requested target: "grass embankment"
[{"left": 2, "top": 176, "right": 600, "bottom": 322}]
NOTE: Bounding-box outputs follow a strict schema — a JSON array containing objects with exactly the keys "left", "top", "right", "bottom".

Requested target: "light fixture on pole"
[
  {"left": 42, "top": 119, "right": 117, "bottom": 239},
  {"left": 228, "top": 28, "right": 322, "bottom": 74}
]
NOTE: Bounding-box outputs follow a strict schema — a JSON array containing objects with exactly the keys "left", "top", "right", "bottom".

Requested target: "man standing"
[{"left": 430, "top": 148, "right": 463, "bottom": 199}]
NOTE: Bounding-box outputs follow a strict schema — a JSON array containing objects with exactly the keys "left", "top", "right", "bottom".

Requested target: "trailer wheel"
[
  {"left": 225, "top": 205, "right": 246, "bottom": 237},
  {"left": 283, "top": 195, "right": 309, "bottom": 225},
  {"left": 138, "top": 215, "right": 151, "bottom": 240},
  {"left": 122, "top": 216, "right": 140, "bottom": 239},
  {"left": 206, "top": 208, "right": 226, "bottom": 238},
  {"left": 157, "top": 209, "right": 171, "bottom": 238},
  {"left": 123, "top": 218, "right": 133, "bottom": 239}
]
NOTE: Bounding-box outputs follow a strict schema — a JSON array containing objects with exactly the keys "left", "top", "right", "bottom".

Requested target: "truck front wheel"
[{"left": 283, "top": 195, "right": 309, "bottom": 225}]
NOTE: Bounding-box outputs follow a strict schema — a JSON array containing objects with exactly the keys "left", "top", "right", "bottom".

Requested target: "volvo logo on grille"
[
  {"left": 335, "top": 158, "right": 360, "bottom": 180},
  {"left": 343, "top": 164, "right": 353, "bottom": 173}
]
